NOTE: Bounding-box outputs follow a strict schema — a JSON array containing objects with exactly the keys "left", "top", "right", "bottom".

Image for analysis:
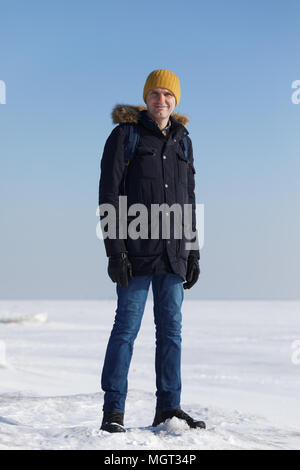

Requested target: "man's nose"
[{"left": 157, "top": 94, "right": 165, "bottom": 103}]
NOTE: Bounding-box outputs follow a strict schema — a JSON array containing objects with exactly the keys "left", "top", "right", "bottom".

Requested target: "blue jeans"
[{"left": 101, "top": 273, "right": 184, "bottom": 413}]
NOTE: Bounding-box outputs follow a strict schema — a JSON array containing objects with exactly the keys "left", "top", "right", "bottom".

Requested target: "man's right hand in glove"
[{"left": 107, "top": 252, "right": 133, "bottom": 288}]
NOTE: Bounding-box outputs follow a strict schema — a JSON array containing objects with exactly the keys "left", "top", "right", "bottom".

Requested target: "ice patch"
[{"left": 0, "top": 312, "right": 48, "bottom": 324}]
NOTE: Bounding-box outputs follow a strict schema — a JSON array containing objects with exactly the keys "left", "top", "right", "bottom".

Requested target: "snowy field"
[{"left": 0, "top": 299, "right": 300, "bottom": 450}]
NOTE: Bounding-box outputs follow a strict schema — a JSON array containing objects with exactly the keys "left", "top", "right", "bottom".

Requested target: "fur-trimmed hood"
[{"left": 112, "top": 104, "right": 189, "bottom": 126}]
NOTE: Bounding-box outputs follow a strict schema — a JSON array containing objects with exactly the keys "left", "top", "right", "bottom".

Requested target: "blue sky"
[{"left": 0, "top": 0, "right": 299, "bottom": 299}]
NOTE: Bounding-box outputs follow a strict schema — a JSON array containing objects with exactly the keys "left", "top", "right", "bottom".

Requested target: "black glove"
[
  {"left": 108, "top": 252, "right": 133, "bottom": 288},
  {"left": 183, "top": 255, "right": 200, "bottom": 290}
]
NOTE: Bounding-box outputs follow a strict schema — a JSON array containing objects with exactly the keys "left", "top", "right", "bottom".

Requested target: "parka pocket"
[
  {"left": 135, "top": 145, "right": 158, "bottom": 179},
  {"left": 176, "top": 151, "right": 188, "bottom": 185}
]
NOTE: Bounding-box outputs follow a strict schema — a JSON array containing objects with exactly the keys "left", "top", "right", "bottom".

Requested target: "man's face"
[{"left": 146, "top": 87, "right": 176, "bottom": 121}]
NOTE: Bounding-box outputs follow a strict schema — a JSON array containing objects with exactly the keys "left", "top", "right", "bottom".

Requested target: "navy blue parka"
[{"left": 98, "top": 105, "right": 199, "bottom": 281}]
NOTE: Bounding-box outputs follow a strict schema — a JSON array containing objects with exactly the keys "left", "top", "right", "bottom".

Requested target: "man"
[{"left": 98, "top": 69, "right": 205, "bottom": 433}]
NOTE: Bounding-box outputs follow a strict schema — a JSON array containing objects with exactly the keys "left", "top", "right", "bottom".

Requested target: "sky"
[{"left": 0, "top": 0, "right": 299, "bottom": 299}]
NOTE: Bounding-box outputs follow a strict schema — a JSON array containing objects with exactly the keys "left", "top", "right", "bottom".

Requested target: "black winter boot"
[
  {"left": 100, "top": 411, "right": 126, "bottom": 433},
  {"left": 152, "top": 409, "right": 206, "bottom": 429}
]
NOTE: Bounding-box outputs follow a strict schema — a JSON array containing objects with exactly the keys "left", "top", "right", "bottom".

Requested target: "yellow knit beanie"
[{"left": 143, "top": 69, "right": 181, "bottom": 106}]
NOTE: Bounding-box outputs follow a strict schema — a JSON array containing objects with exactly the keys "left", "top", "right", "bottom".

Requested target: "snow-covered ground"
[{"left": 0, "top": 299, "right": 300, "bottom": 450}]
